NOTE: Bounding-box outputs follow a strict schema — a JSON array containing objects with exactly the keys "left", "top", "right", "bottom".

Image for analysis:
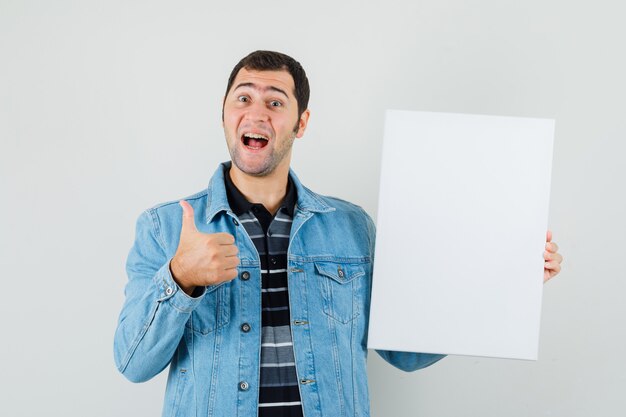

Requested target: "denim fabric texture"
[{"left": 114, "top": 162, "right": 445, "bottom": 417}]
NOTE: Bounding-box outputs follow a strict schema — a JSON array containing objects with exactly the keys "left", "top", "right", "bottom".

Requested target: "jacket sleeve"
[
  {"left": 375, "top": 350, "right": 446, "bottom": 371},
  {"left": 360, "top": 208, "right": 447, "bottom": 372},
  {"left": 113, "top": 209, "right": 206, "bottom": 383}
]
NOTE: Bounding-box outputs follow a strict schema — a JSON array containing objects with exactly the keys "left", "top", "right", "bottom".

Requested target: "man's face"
[{"left": 223, "top": 68, "right": 309, "bottom": 177}]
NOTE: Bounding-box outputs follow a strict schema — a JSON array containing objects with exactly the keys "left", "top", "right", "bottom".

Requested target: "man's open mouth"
[{"left": 241, "top": 133, "right": 269, "bottom": 150}]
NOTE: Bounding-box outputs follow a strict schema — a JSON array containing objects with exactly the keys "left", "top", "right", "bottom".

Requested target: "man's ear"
[
  {"left": 221, "top": 96, "right": 226, "bottom": 125},
  {"left": 295, "top": 109, "right": 311, "bottom": 138}
]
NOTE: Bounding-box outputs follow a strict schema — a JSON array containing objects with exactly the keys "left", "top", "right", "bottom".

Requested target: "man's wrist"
[{"left": 169, "top": 257, "right": 196, "bottom": 296}]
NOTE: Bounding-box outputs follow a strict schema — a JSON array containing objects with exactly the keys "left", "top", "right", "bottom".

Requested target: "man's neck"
[{"left": 228, "top": 164, "right": 290, "bottom": 215}]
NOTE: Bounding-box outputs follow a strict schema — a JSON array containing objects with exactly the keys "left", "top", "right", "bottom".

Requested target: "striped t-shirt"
[{"left": 224, "top": 167, "right": 303, "bottom": 417}]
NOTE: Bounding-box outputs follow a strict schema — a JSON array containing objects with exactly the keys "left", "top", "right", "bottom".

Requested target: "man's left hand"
[{"left": 544, "top": 230, "right": 563, "bottom": 283}]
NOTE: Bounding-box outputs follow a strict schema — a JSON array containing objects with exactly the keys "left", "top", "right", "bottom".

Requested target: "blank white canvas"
[{"left": 367, "top": 110, "right": 554, "bottom": 360}]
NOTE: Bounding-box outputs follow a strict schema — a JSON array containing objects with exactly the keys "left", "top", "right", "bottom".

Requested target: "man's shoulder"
[
  {"left": 149, "top": 189, "right": 208, "bottom": 211},
  {"left": 142, "top": 188, "right": 210, "bottom": 224},
  {"left": 133, "top": 188, "right": 211, "bottom": 249},
  {"left": 324, "top": 195, "right": 366, "bottom": 213},
  {"left": 307, "top": 189, "right": 373, "bottom": 223},
  {"left": 145, "top": 163, "right": 229, "bottom": 220}
]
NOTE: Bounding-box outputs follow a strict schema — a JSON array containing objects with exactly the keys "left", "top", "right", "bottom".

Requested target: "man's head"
[
  {"left": 223, "top": 50, "right": 310, "bottom": 124},
  {"left": 222, "top": 51, "right": 311, "bottom": 178}
]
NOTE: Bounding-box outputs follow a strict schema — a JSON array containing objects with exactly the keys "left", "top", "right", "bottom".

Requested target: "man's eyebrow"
[{"left": 233, "top": 82, "right": 290, "bottom": 99}]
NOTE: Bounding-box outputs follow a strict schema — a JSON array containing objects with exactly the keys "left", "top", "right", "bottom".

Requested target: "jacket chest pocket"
[
  {"left": 315, "top": 261, "right": 367, "bottom": 324},
  {"left": 185, "top": 282, "right": 231, "bottom": 335}
]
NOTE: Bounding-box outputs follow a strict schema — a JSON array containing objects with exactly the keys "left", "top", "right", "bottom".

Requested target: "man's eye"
[
  {"left": 238, "top": 96, "right": 249, "bottom": 102},
  {"left": 269, "top": 100, "right": 282, "bottom": 107}
]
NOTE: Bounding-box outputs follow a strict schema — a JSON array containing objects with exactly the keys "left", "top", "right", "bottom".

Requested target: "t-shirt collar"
[{"left": 223, "top": 163, "right": 297, "bottom": 217}]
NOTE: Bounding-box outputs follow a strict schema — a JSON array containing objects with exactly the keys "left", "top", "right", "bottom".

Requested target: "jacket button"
[
  {"left": 165, "top": 287, "right": 173, "bottom": 296},
  {"left": 338, "top": 268, "right": 345, "bottom": 278},
  {"left": 241, "top": 323, "right": 251, "bottom": 333},
  {"left": 239, "top": 381, "right": 249, "bottom": 391},
  {"left": 240, "top": 271, "right": 250, "bottom": 281},
  {"left": 232, "top": 218, "right": 239, "bottom": 226}
]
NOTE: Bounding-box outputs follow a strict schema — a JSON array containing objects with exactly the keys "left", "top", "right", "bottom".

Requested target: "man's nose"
[{"left": 244, "top": 102, "right": 270, "bottom": 122}]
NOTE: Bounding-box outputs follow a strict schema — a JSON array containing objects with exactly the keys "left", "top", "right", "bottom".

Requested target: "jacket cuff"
[{"left": 152, "top": 258, "right": 206, "bottom": 313}]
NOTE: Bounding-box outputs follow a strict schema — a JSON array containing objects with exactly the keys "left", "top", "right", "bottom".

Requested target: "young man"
[{"left": 114, "top": 51, "right": 563, "bottom": 417}]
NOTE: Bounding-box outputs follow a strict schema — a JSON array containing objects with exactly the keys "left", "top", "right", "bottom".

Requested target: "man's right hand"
[{"left": 170, "top": 200, "right": 240, "bottom": 295}]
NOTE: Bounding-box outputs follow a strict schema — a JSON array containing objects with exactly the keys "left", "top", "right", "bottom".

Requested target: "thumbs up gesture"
[{"left": 170, "top": 200, "right": 240, "bottom": 295}]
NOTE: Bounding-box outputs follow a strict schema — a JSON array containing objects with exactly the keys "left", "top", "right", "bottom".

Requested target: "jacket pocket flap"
[{"left": 314, "top": 262, "right": 365, "bottom": 284}]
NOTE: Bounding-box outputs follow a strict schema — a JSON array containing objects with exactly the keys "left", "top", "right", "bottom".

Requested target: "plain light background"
[{"left": 1, "top": 1, "right": 624, "bottom": 416}]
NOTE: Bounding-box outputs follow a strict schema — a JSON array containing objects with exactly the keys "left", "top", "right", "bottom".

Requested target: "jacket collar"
[{"left": 204, "top": 161, "right": 335, "bottom": 223}]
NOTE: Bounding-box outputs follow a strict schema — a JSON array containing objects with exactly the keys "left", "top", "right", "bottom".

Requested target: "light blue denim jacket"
[{"left": 114, "top": 163, "right": 445, "bottom": 417}]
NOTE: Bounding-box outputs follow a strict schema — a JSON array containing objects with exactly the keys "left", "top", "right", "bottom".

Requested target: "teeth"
[{"left": 243, "top": 133, "right": 268, "bottom": 140}]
